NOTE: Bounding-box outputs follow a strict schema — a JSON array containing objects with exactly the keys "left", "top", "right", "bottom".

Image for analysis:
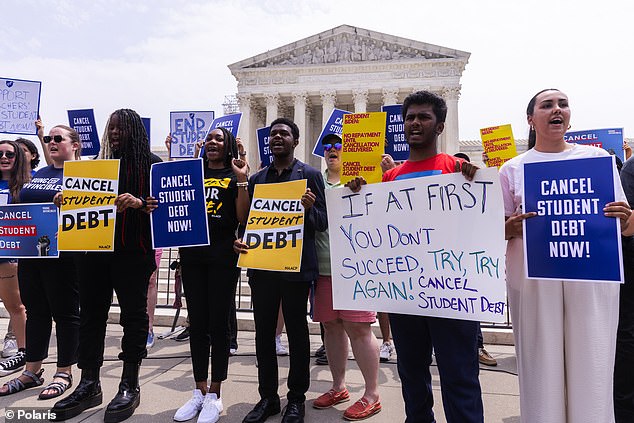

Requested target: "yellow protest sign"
[
  {"left": 341, "top": 112, "right": 385, "bottom": 184},
  {"left": 238, "top": 179, "right": 306, "bottom": 272},
  {"left": 59, "top": 160, "right": 120, "bottom": 251},
  {"left": 480, "top": 124, "right": 517, "bottom": 168}
]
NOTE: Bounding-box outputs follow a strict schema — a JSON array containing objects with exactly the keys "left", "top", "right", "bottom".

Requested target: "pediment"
[{"left": 229, "top": 24, "right": 469, "bottom": 70}]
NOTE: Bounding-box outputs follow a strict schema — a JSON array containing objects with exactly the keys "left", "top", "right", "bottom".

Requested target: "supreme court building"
[{"left": 228, "top": 25, "right": 472, "bottom": 169}]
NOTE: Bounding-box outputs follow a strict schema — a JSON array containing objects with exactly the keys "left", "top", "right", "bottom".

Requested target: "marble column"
[
  {"left": 236, "top": 93, "right": 257, "bottom": 170},
  {"left": 352, "top": 88, "right": 368, "bottom": 113},
  {"left": 265, "top": 92, "right": 279, "bottom": 124},
  {"left": 320, "top": 90, "right": 337, "bottom": 171},
  {"left": 442, "top": 86, "right": 461, "bottom": 155},
  {"left": 382, "top": 87, "right": 399, "bottom": 106},
  {"left": 293, "top": 91, "right": 308, "bottom": 162}
]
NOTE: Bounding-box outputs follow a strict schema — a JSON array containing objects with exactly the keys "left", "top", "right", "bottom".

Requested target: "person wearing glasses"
[
  {"left": 311, "top": 133, "right": 381, "bottom": 420},
  {"left": 0, "top": 127, "right": 81, "bottom": 400},
  {"left": 0, "top": 141, "right": 29, "bottom": 379}
]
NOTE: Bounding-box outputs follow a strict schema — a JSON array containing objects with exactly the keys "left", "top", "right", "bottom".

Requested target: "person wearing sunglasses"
[
  {"left": 311, "top": 133, "right": 382, "bottom": 420},
  {"left": 0, "top": 126, "right": 81, "bottom": 401},
  {"left": 0, "top": 141, "right": 30, "bottom": 381}
]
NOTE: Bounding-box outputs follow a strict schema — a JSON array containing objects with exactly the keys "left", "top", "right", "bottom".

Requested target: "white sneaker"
[
  {"left": 198, "top": 393, "right": 223, "bottom": 423},
  {"left": 379, "top": 341, "right": 394, "bottom": 362},
  {"left": 174, "top": 389, "right": 205, "bottom": 421},
  {"left": 2, "top": 335, "right": 18, "bottom": 358},
  {"left": 275, "top": 335, "right": 288, "bottom": 356}
]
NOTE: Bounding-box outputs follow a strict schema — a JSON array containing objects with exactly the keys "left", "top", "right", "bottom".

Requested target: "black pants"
[
  {"left": 74, "top": 251, "right": 154, "bottom": 369},
  {"left": 18, "top": 256, "right": 79, "bottom": 367},
  {"left": 249, "top": 273, "right": 311, "bottom": 403},
  {"left": 615, "top": 240, "right": 634, "bottom": 422},
  {"left": 181, "top": 260, "right": 239, "bottom": 382}
]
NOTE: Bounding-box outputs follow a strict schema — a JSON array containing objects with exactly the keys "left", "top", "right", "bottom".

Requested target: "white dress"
[{"left": 499, "top": 144, "right": 624, "bottom": 423}]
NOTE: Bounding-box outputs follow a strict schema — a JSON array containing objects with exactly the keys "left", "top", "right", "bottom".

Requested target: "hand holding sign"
[
  {"left": 505, "top": 211, "right": 537, "bottom": 240},
  {"left": 603, "top": 200, "right": 632, "bottom": 233},
  {"left": 301, "top": 188, "right": 315, "bottom": 210}
]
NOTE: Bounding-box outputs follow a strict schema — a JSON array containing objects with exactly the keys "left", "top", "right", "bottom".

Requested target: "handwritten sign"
[
  {"left": 0, "top": 203, "right": 59, "bottom": 258},
  {"left": 564, "top": 128, "right": 624, "bottom": 161},
  {"left": 257, "top": 126, "right": 273, "bottom": 167},
  {"left": 67, "top": 109, "right": 100, "bottom": 157},
  {"left": 382, "top": 104, "right": 409, "bottom": 161},
  {"left": 238, "top": 179, "right": 306, "bottom": 272},
  {"left": 0, "top": 77, "right": 41, "bottom": 135},
  {"left": 341, "top": 112, "right": 385, "bottom": 185},
  {"left": 59, "top": 160, "right": 119, "bottom": 251},
  {"left": 523, "top": 156, "right": 623, "bottom": 283},
  {"left": 327, "top": 167, "right": 507, "bottom": 322},
  {"left": 169, "top": 111, "right": 215, "bottom": 158},
  {"left": 312, "top": 109, "right": 351, "bottom": 158},
  {"left": 150, "top": 159, "right": 209, "bottom": 248},
  {"left": 480, "top": 124, "right": 517, "bottom": 168}
]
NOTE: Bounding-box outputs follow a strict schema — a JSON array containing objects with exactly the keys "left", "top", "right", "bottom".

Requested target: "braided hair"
[{"left": 100, "top": 109, "right": 152, "bottom": 250}]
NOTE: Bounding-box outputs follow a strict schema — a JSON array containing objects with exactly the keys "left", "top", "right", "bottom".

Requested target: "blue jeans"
[{"left": 389, "top": 313, "right": 484, "bottom": 423}]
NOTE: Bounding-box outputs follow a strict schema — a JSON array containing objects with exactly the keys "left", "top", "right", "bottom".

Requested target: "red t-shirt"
[{"left": 382, "top": 153, "right": 463, "bottom": 182}]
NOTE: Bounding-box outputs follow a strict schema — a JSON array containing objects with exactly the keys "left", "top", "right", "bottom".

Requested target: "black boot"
[
  {"left": 51, "top": 368, "right": 102, "bottom": 421},
  {"left": 104, "top": 362, "right": 141, "bottom": 423}
]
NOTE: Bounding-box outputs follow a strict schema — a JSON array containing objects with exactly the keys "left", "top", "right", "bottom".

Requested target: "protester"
[
  {"left": 346, "top": 91, "right": 482, "bottom": 423},
  {"left": 52, "top": 109, "right": 161, "bottom": 422},
  {"left": 173, "top": 127, "right": 250, "bottom": 423},
  {"left": 454, "top": 152, "right": 498, "bottom": 368},
  {"left": 500, "top": 88, "right": 634, "bottom": 423},
  {"left": 616, "top": 149, "right": 634, "bottom": 422},
  {"left": 312, "top": 133, "right": 381, "bottom": 420},
  {"left": 0, "top": 127, "right": 81, "bottom": 399},
  {"left": 0, "top": 141, "right": 30, "bottom": 378},
  {"left": 15, "top": 137, "right": 41, "bottom": 174},
  {"left": 234, "top": 117, "right": 327, "bottom": 423}
]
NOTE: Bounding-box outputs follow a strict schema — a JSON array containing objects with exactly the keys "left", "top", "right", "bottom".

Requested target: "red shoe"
[
  {"left": 343, "top": 398, "right": 381, "bottom": 421},
  {"left": 312, "top": 388, "right": 350, "bottom": 409}
]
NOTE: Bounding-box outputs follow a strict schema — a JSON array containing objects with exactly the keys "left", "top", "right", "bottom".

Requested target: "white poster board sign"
[{"left": 326, "top": 167, "right": 507, "bottom": 322}]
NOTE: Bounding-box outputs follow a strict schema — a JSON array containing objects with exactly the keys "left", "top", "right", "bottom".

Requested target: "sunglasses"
[
  {"left": 323, "top": 142, "right": 342, "bottom": 152},
  {"left": 43, "top": 135, "right": 64, "bottom": 143},
  {"left": 0, "top": 151, "right": 16, "bottom": 159}
]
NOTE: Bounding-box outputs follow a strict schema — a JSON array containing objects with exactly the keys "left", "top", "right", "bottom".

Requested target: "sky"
[{"left": 3, "top": 0, "right": 634, "bottom": 153}]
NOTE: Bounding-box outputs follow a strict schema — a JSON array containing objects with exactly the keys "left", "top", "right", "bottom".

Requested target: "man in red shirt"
[{"left": 348, "top": 91, "right": 482, "bottom": 423}]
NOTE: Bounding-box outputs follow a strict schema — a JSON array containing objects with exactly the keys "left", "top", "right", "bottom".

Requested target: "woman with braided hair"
[{"left": 53, "top": 109, "right": 162, "bottom": 423}]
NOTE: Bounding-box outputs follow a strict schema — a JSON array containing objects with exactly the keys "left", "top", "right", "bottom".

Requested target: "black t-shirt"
[
  {"left": 179, "top": 166, "right": 239, "bottom": 264},
  {"left": 20, "top": 165, "right": 63, "bottom": 203}
]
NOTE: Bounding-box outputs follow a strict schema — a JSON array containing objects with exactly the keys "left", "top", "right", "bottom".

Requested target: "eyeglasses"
[
  {"left": 43, "top": 135, "right": 64, "bottom": 144},
  {"left": 323, "top": 142, "right": 342, "bottom": 152},
  {"left": 0, "top": 151, "right": 16, "bottom": 159}
]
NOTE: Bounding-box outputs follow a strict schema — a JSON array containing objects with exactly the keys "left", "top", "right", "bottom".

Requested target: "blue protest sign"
[
  {"left": 142, "top": 117, "right": 151, "bottom": 144},
  {"left": 0, "top": 77, "right": 42, "bottom": 135},
  {"left": 312, "top": 109, "right": 351, "bottom": 158},
  {"left": 523, "top": 156, "right": 623, "bottom": 282},
  {"left": 0, "top": 203, "right": 59, "bottom": 258},
  {"left": 198, "top": 113, "right": 242, "bottom": 157},
  {"left": 67, "top": 109, "right": 100, "bottom": 157},
  {"left": 564, "top": 128, "right": 624, "bottom": 161},
  {"left": 170, "top": 111, "right": 215, "bottom": 158},
  {"left": 382, "top": 104, "right": 409, "bottom": 161},
  {"left": 150, "top": 159, "right": 209, "bottom": 249},
  {"left": 211, "top": 113, "right": 241, "bottom": 136},
  {"left": 257, "top": 127, "right": 273, "bottom": 167}
]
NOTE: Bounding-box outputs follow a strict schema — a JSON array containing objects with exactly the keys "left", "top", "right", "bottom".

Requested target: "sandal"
[
  {"left": 0, "top": 369, "right": 44, "bottom": 396},
  {"left": 38, "top": 371, "right": 73, "bottom": 400}
]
